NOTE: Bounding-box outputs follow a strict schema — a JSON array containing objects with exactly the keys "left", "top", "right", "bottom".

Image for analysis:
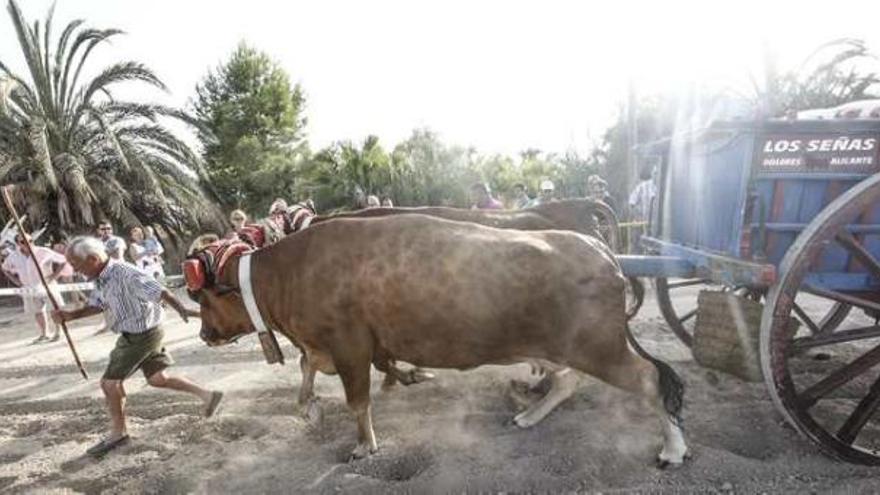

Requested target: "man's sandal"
[{"left": 86, "top": 434, "right": 130, "bottom": 457}]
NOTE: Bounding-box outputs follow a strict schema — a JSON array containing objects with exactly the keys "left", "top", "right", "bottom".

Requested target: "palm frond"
[
  {"left": 93, "top": 110, "right": 130, "bottom": 171},
  {"left": 80, "top": 61, "right": 165, "bottom": 107},
  {"left": 62, "top": 27, "right": 124, "bottom": 113},
  {"left": 41, "top": 2, "right": 55, "bottom": 113},
  {"left": 53, "top": 17, "right": 84, "bottom": 97},
  {"left": 7, "top": 1, "right": 52, "bottom": 115}
]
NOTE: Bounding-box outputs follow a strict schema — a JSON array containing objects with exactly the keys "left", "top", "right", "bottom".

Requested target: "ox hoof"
[
  {"left": 348, "top": 443, "right": 377, "bottom": 461},
  {"left": 513, "top": 412, "right": 539, "bottom": 429},
  {"left": 297, "top": 398, "right": 323, "bottom": 424},
  {"left": 411, "top": 368, "right": 435, "bottom": 383},
  {"left": 656, "top": 450, "right": 691, "bottom": 470}
]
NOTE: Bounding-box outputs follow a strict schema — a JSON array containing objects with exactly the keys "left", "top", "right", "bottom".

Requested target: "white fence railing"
[{"left": 0, "top": 274, "right": 184, "bottom": 297}]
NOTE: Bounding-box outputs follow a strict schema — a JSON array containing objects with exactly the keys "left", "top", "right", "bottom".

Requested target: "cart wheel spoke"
[
  {"left": 792, "top": 326, "right": 880, "bottom": 352},
  {"left": 803, "top": 284, "right": 880, "bottom": 315},
  {"left": 797, "top": 343, "right": 880, "bottom": 410},
  {"left": 680, "top": 308, "right": 697, "bottom": 324},
  {"left": 837, "top": 375, "right": 880, "bottom": 445},
  {"left": 835, "top": 231, "right": 880, "bottom": 280},
  {"left": 792, "top": 302, "right": 821, "bottom": 336}
]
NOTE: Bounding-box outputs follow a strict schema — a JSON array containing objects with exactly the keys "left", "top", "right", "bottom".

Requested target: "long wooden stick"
[{"left": 1, "top": 186, "right": 88, "bottom": 379}]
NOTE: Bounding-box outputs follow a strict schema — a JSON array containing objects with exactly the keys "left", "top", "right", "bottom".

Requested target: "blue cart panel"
[{"left": 645, "top": 120, "right": 880, "bottom": 291}]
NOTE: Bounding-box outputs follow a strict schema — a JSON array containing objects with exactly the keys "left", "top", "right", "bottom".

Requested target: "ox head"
[{"left": 183, "top": 239, "right": 256, "bottom": 347}]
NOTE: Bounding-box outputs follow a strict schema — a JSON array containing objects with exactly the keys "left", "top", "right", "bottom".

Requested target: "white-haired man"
[{"left": 51, "top": 236, "right": 222, "bottom": 457}]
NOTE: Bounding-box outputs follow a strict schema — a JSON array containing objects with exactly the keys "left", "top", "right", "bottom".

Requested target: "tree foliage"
[
  {"left": 0, "top": 0, "right": 221, "bottom": 242},
  {"left": 758, "top": 38, "right": 880, "bottom": 117},
  {"left": 295, "top": 128, "right": 599, "bottom": 211},
  {"left": 192, "top": 42, "right": 307, "bottom": 216}
]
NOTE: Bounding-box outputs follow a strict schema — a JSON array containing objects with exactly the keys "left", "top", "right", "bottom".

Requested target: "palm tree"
[
  {"left": 298, "top": 136, "right": 394, "bottom": 211},
  {"left": 756, "top": 38, "right": 880, "bottom": 117},
  {"left": 0, "top": 0, "right": 222, "bottom": 243}
]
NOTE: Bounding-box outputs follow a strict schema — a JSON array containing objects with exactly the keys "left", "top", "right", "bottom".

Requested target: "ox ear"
[{"left": 182, "top": 259, "right": 206, "bottom": 292}]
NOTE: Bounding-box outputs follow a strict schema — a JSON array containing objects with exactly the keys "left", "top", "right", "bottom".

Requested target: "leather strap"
[{"left": 238, "top": 253, "right": 268, "bottom": 334}]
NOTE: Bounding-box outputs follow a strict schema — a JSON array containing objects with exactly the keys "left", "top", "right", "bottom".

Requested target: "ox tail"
[
  {"left": 625, "top": 277, "right": 644, "bottom": 321},
  {"left": 624, "top": 322, "right": 684, "bottom": 427}
]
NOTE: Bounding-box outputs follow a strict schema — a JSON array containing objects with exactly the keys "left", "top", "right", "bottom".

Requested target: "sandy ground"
[{"left": 1, "top": 288, "right": 880, "bottom": 494}]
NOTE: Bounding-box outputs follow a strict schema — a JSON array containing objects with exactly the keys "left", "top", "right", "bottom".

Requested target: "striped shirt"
[{"left": 87, "top": 260, "right": 164, "bottom": 334}]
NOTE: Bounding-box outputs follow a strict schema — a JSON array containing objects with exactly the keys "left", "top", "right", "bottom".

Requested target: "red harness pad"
[{"left": 182, "top": 259, "right": 206, "bottom": 291}]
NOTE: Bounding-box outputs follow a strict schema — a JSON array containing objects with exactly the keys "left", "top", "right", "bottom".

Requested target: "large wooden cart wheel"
[{"left": 761, "top": 174, "right": 880, "bottom": 465}]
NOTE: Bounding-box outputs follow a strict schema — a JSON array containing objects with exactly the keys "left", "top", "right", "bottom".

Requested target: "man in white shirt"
[
  {"left": 628, "top": 167, "right": 657, "bottom": 253},
  {"left": 1, "top": 234, "right": 68, "bottom": 343},
  {"left": 629, "top": 174, "right": 656, "bottom": 223}
]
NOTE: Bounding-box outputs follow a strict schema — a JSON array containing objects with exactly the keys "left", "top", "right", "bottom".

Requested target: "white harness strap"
[
  {"left": 300, "top": 215, "right": 314, "bottom": 229},
  {"left": 238, "top": 253, "right": 269, "bottom": 334},
  {"left": 289, "top": 206, "right": 315, "bottom": 232}
]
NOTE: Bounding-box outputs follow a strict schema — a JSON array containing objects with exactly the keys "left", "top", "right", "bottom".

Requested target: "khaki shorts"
[{"left": 103, "top": 326, "right": 174, "bottom": 380}]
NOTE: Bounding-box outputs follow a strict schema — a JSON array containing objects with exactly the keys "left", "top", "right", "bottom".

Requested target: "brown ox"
[
  {"left": 276, "top": 199, "right": 639, "bottom": 397},
  {"left": 310, "top": 198, "right": 620, "bottom": 251},
  {"left": 190, "top": 214, "right": 688, "bottom": 466}
]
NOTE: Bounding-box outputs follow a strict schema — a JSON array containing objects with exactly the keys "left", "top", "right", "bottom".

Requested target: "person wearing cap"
[
  {"left": 1, "top": 234, "right": 69, "bottom": 343},
  {"left": 587, "top": 175, "right": 618, "bottom": 212},
  {"left": 469, "top": 183, "right": 503, "bottom": 210},
  {"left": 529, "top": 179, "right": 557, "bottom": 206}
]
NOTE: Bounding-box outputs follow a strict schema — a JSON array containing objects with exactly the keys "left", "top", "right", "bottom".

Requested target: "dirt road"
[{"left": 0, "top": 289, "right": 878, "bottom": 493}]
